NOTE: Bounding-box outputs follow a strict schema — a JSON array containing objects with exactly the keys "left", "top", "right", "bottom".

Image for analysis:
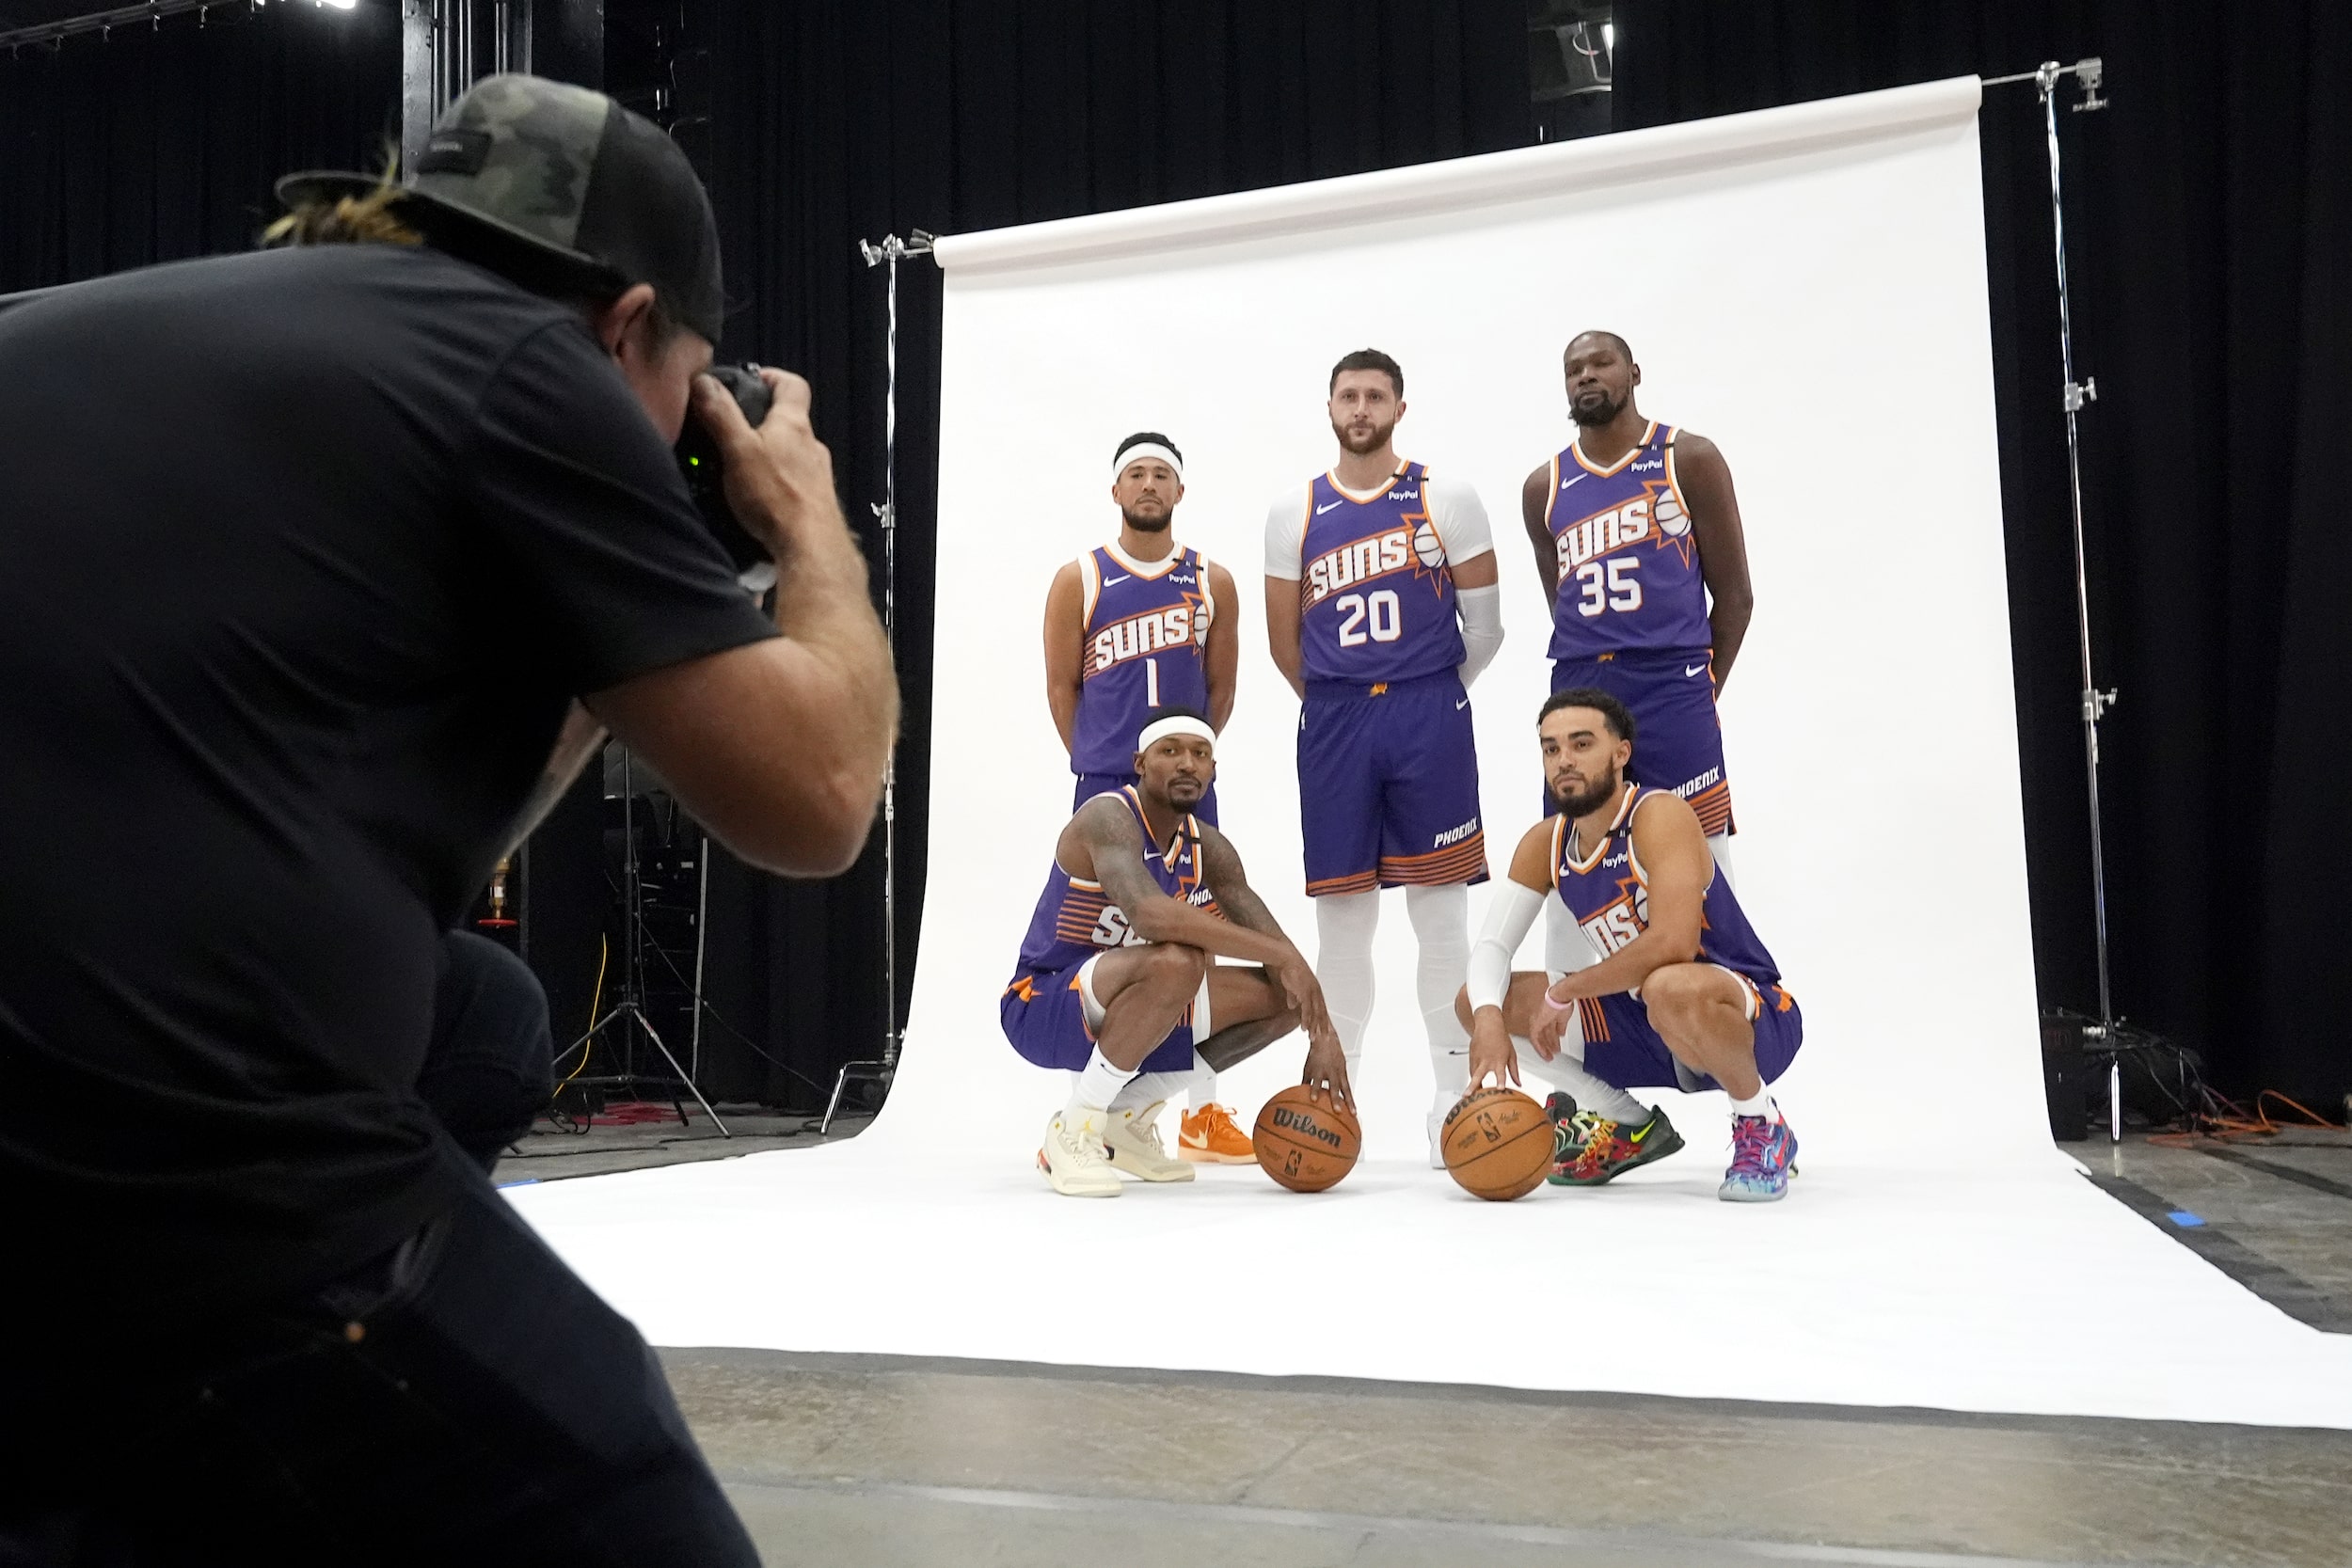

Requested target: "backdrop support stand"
[
  {"left": 823, "top": 230, "right": 937, "bottom": 1134},
  {"left": 1986, "top": 59, "right": 2124, "bottom": 1139}
]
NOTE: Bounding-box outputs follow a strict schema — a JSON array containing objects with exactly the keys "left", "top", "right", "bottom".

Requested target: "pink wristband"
[{"left": 1540, "top": 989, "right": 1573, "bottom": 1013}]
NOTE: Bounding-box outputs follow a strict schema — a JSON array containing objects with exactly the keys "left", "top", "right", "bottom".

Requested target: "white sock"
[
  {"left": 1113, "top": 1071, "right": 1191, "bottom": 1116},
  {"left": 1513, "top": 1034, "right": 1648, "bottom": 1123},
  {"left": 1315, "top": 889, "right": 1380, "bottom": 1073},
  {"left": 1068, "top": 1048, "right": 1136, "bottom": 1127},
  {"left": 1727, "top": 1085, "right": 1776, "bottom": 1120},
  {"left": 1188, "top": 1069, "right": 1220, "bottom": 1111},
  {"left": 1707, "top": 832, "right": 1734, "bottom": 889},
  {"left": 1405, "top": 883, "right": 1470, "bottom": 1103}
]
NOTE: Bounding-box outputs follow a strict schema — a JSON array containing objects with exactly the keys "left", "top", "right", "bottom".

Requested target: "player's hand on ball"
[
  {"left": 693, "top": 367, "right": 840, "bottom": 561},
  {"left": 1301, "top": 1035, "right": 1353, "bottom": 1111},
  {"left": 1467, "top": 1020, "right": 1518, "bottom": 1089}
]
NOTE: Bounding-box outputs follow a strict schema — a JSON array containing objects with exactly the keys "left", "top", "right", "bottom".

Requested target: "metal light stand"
[
  {"left": 821, "top": 229, "right": 938, "bottom": 1134},
  {"left": 568, "top": 748, "right": 730, "bottom": 1134},
  {"left": 1986, "top": 59, "right": 2125, "bottom": 1139}
]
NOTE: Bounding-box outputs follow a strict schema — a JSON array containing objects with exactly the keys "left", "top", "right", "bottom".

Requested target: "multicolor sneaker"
[
  {"left": 1719, "top": 1111, "right": 1798, "bottom": 1202},
  {"left": 1549, "top": 1103, "right": 1684, "bottom": 1185},
  {"left": 1177, "top": 1102, "right": 1258, "bottom": 1164},
  {"left": 1103, "top": 1100, "right": 1195, "bottom": 1183},
  {"left": 1543, "top": 1091, "right": 1588, "bottom": 1165}
]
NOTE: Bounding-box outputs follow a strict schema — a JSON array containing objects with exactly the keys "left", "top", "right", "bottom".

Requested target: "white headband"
[
  {"left": 1137, "top": 714, "right": 1215, "bottom": 752},
  {"left": 1113, "top": 442, "right": 1183, "bottom": 480}
]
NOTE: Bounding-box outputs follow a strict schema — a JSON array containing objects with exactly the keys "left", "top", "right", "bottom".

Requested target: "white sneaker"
[
  {"left": 1103, "top": 1100, "right": 1195, "bottom": 1182},
  {"left": 1038, "top": 1110, "right": 1122, "bottom": 1197},
  {"left": 1426, "top": 1106, "right": 1450, "bottom": 1170}
]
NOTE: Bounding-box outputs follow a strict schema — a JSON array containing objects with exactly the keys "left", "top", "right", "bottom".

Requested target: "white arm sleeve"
[
  {"left": 1455, "top": 583, "right": 1503, "bottom": 688},
  {"left": 1467, "top": 879, "right": 1547, "bottom": 1013},
  {"left": 1263, "top": 484, "right": 1311, "bottom": 578},
  {"left": 1428, "top": 475, "right": 1495, "bottom": 564}
]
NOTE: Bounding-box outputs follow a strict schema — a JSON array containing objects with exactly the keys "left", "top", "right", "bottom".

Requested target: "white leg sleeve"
[
  {"left": 1512, "top": 1024, "right": 1647, "bottom": 1123},
  {"left": 1187, "top": 1068, "right": 1219, "bottom": 1110},
  {"left": 1707, "top": 832, "right": 1734, "bottom": 889},
  {"left": 1314, "top": 889, "right": 1380, "bottom": 1071},
  {"left": 1544, "top": 889, "right": 1598, "bottom": 981},
  {"left": 1404, "top": 881, "right": 1471, "bottom": 1104}
]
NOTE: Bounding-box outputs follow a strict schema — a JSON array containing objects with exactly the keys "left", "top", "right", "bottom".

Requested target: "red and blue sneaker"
[{"left": 1719, "top": 1109, "right": 1798, "bottom": 1202}]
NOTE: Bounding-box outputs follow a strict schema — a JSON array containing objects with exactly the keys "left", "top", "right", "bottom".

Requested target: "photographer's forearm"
[{"left": 762, "top": 494, "right": 900, "bottom": 838}]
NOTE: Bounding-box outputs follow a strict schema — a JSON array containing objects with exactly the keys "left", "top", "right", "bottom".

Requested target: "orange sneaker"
[{"left": 1177, "top": 1102, "right": 1259, "bottom": 1164}]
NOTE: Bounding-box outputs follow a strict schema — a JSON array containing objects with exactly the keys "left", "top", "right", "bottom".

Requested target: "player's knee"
[
  {"left": 1147, "top": 942, "right": 1209, "bottom": 992},
  {"left": 1642, "top": 963, "right": 1708, "bottom": 1022}
]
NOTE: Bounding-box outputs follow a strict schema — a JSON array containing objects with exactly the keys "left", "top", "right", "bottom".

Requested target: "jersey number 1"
[
  {"left": 1574, "top": 559, "right": 1642, "bottom": 618},
  {"left": 1144, "top": 657, "right": 1158, "bottom": 706}
]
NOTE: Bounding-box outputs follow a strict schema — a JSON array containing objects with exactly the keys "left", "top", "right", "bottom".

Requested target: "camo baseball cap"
[{"left": 277, "top": 74, "right": 724, "bottom": 342}]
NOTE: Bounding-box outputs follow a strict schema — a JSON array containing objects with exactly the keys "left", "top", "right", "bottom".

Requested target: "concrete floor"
[{"left": 499, "top": 1119, "right": 2352, "bottom": 1567}]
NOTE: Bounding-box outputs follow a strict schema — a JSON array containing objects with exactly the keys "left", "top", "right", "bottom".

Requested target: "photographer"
[{"left": 0, "top": 74, "right": 893, "bottom": 1562}]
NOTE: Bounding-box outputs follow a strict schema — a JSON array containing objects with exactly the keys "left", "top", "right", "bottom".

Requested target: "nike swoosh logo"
[
  {"left": 1315, "top": 499, "right": 1345, "bottom": 515},
  {"left": 1629, "top": 1123, "right": 1650, "bottom": 1143},
  {"left": 1102, "top": 574, "right": 1131, "bottom": 587},
  {"left": 1559, "top": 474, "right": 1587, "bottom": 491},
  {"left": 1685, "top": 664, "right": 1707, "bottom": 678},
  {"left": 1454, "top": 697, "right": 1470, "bottom": 710}
]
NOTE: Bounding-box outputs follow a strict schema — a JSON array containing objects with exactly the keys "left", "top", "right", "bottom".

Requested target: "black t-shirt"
[{"left": 0, "top": 245, "right": 776, "bottom": 1318}]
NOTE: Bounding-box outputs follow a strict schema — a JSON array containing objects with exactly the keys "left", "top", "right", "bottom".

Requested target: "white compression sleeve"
[
  {"left": 1454, "top": 584, "right": 1504, "bottom": 689},
  {"left": 1513, "top": 1033, "right": 1648, "bottom": 1122},
  {"left": 1708, "top": 832, "right": 1734, "bottom": 889},
  {"left": 1404, "top": 882, "right": 1471, "bottom": 1100},
  {"left": 1315, "top": 889, "right": 1380, "bottom": 1070},
  {"left": 1468, "top": 879, "right": 1545, "bottom": 1012}
]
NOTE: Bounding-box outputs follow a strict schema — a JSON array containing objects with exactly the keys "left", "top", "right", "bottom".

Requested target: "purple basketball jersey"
[
  {"left": 1069, "top": 546, "right": 1214, "bottom": 776},
  {"left": 1012, "top": 786, "right": 1221, "bottom": 980},
  {"left": 1293, "top": 462, "right": 1464, "bottom": 684},
  {"left": 1545, "top": 423, "right": 1712, "bottom": 660},
  {"left": 1552, "top": 784, "right": 1784, "bottom": 1040}
]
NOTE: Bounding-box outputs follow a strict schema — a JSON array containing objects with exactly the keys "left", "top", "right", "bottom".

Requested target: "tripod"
[{"left": 564, "top": 747, "right": 730, "bottom": 1135}]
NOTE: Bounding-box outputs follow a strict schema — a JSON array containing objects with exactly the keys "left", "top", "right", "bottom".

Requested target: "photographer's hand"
[{"left": 589, "top": 371, "right": 897, "bottom": 878}]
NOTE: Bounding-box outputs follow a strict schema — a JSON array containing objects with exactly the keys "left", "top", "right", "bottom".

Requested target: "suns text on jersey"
[
  {"left": 1554, "top": 497, "right": 1654, "bottom": 574},
  {"left": 1303, "top": 528, "right": 1413, "bottom": 609},
  {"left": 1086, "top": 604, "right": 1202, "bottom": 677}
]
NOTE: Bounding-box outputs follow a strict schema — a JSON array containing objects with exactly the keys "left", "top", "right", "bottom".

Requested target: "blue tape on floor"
[
  {"left": 498, "top": 1177, "right": 540, "bottom": 1189},
  {"left": 2167, "top": 1210, "right": 2205, "bottom": 1227}
]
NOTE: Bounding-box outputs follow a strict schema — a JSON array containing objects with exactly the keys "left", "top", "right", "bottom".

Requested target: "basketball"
[
  {"left": 1252, "top": 1085, "right": 1362, "bottom": 1192},
  {"left": 1440, "top": 1087, "right": 1552, "bottom": 1201}
]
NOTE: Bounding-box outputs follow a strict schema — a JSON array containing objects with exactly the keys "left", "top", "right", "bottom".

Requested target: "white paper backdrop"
[
  {"left": 881, "top": 75, "right": 2042, "bottom": 1166},
  {"left": 511, "top": 80, "right": 2352, "bottom": 1426}
]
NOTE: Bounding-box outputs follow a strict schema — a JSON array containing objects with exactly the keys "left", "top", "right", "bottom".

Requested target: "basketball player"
[
  {"left": 1002, "top": 707, "right": 1347, "bottom": 1197},
  {"left": 1042, "top": 434, "right": 1252, "bottom": 1159},
  {"left": 1520, "top": 331, "right": 1757, "bottom": 1118},
  {"left": 1264, "top": 349, "right": 1506, "bottom": 1165},
  {"left": 1458, "top": 689, "right": 1800, "bottom": 1201}
]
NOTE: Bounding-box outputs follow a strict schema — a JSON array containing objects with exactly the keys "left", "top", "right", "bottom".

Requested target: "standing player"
[
  {"left": 1041, "top": 432, "right": 1253, "bottom": 1161},
  {"left": 1002, "top": 708, "right": 1347, "bottom": 1196},
  {"left": 1520, "top": 332, "right": 1757, "bottom": 1049},
  {"left": 1459, "top": 689, "right": 1801, "bottom": 1201},
  {"left": 1265, "top": 349, "right": 1506, "bottom": 1164}
]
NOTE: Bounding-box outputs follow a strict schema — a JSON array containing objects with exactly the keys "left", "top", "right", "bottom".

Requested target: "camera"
[{"left": 676, "top": 363, "right": 776, "bottom": 593}]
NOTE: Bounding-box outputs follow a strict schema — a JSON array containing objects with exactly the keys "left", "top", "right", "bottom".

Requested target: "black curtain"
[
  {"left": 0, "top": 5, "right": 401, "bottom": 290},
  {"left": 683, "top": 1, "right": 1532, "bottom": 1105},
  {"left": 1613, "top": 1, "right": 2352, "bottom": 1106}
]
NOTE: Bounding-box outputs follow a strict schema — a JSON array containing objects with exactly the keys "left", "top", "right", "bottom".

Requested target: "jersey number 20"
[
  {"left": 1335, "top": 590, "right": 1402, "bottom": 646},
  {"left": 1573, "top": 559, "right": 1642, "bottom": 618}
]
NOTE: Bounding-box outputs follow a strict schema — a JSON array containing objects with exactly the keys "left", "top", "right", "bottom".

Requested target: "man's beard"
[
  {"left": 1121, "top": 503, "right": 1172, "bottom": 534},
  {"left": 1569, "top": 387, "right": 1627, "bottom": 428},
  {"left": 1551, "top": 762, "right": 1621, "bottom": 818},
  {"left": 1330, "top": 416, "right": 1395, "bottom": 455}
]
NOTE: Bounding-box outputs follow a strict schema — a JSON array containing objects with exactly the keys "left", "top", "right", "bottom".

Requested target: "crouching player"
[
  {"left": 1457, "top": 689, "right": 1801, "bottom": 1200},
  {"left": 1003, "top": 707, "right": 1349, "bottom": 1196}
]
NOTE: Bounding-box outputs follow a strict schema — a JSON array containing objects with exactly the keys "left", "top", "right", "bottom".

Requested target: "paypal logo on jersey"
[{"left": 1631, "top": 459, "right": 1663, "bottom": 472}]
